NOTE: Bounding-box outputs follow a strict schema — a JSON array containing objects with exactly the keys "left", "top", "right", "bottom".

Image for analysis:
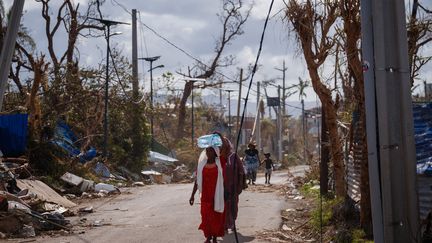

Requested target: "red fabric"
[{"left": 199, "top": 166, "right": 225, "bottom": 238}]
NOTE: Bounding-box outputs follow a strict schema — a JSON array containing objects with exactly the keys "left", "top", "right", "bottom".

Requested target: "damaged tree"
[
  {"left": 338, "top": 0, "right": 371, "bottom": 233},
  {"left": 285, "top": 0, "right": 346, "bottom": 197},
  {"left": 176, "top": 0, "right": 251, "bottom": 139}
]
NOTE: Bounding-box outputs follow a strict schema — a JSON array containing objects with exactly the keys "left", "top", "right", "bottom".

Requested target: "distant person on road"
[
  {"left": 215, "top": 133, "right": 246, "bottom": 232},
  {"left": 189, "top": 146, "right": 225, "bottom": 243},
  {"left": 262, "top": 153, "right": 274, "bottom": 184},
  {"left": 244, "top": 142, "right": 260, "bottom": 185}
]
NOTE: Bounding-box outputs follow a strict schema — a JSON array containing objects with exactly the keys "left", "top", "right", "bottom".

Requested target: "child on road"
[{"left": 263, "top": 153, "right": 274, "bottom": 184}]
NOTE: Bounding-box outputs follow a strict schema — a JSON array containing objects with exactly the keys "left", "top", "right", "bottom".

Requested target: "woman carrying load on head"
[{"left": 189, "top": 141, "right": 225, "bottom": 243}]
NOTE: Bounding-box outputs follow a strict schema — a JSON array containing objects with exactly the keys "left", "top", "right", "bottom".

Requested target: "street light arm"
[{"left": 148, "top": 64, "right": 164, "bottom": 72}]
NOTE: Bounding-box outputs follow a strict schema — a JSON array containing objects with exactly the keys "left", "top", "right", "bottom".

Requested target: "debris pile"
[{"left": 0, "top": 155, "right": 73, "bottom": 238}]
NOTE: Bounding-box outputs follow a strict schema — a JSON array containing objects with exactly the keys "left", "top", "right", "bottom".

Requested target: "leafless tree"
[
  {"left": 284, "top": 0, "right": 347, "bottom": 197},
  {"left": 176, "top": 0, "right": 251, "bottom": 139}
]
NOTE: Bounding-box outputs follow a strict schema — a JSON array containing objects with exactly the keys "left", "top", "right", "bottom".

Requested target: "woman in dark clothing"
[{"left": 243, "top": 142, "right": 260, "bottom": 185}]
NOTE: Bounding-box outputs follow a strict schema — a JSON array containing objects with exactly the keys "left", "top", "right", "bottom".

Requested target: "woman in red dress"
[{"left": 190, "top": 147, "right": 225, "bottom": 243}]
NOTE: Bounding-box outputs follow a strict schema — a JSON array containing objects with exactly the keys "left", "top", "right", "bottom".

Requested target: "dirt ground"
[{"left": 6, "top": 170, "right": 299, "bottom": 243}]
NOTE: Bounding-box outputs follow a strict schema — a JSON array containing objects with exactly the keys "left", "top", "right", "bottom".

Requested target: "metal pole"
[
  {"left": 302, "top": 99, "right": 306, "bottom": 164},
  {"left": 150, "top": 60, "right": 154, "bottom": 137},
  {"left": 275, "top": 61, "right": 287, "bottom": 116},
  {"left": 278, "top": 85, "right": 282, "bottom": 162},
  {"left": 228, "top": 91, "right": 232, "bottom": 139},
  {"left": 191, "top": 84, "right": 194, "bottom": 146},
  {"left": 132, "top": 10, "right": 139, "bottom": 99},
  {"left": 236, "top": 69, "right": 243, "bottom": 134},
  {"left": 0, "top": 0, "right": 25, "bottom": 111},
  {"left": 103, "top": 25, "right": 111, "bottom": 158},
  {"left": 257, "top": 82, "right": 262, "bottom": 152}
]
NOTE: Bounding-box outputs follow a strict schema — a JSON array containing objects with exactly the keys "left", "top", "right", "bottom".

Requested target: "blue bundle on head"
[{"left": 197, "top": 134, "right": 223, "bottom": 148}]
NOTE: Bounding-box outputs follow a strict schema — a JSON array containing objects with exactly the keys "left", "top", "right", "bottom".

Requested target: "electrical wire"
[
  {"left": 108, "top": 0, "right": 258, "bottom": 92},
  {"left": 232, "top": 1, "right": 275, "bottom": 242}
]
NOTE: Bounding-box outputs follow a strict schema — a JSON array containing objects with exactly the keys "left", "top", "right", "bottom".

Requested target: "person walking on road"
[
  {"left": 262, "top": 153, "right": 274, "bottom": 184},
  {"left": 244, "top": 142, "right": 260, "bottom": 185},
  {"left": 190, "top": 146, "right": 225, "bottom": 243},
  {"left": 216, "top": 133, "right": 246, "bottom": 232}
]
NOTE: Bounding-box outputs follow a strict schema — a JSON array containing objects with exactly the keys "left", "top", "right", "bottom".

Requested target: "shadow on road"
[{"left": 220, "top": 232, "right": 255, "bottom": 242}]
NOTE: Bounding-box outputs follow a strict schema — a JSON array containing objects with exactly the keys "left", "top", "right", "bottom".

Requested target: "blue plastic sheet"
[
  {"left": 0, "top": 114, "right": 28, "bottom": 157},
  {"left": 52, "top": 121, "right": 96, "bottom": 163}
]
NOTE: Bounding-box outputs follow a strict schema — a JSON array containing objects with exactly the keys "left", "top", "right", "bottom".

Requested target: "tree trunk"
[
  {"left": 176, "top": 81, "right": 193, "bottom": 139},
  {"left": 339, "top": 0, "right": 372, "bottom": 231},
  {"left": 320, "top": 105, "right": 329, "bottom": 196},
  {"left": 308, "top": 65, "right": 346, "bottom": 197}
]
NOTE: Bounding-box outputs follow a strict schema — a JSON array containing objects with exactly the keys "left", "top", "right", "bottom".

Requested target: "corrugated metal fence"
[
  {"left": 345, "top": 102, "right": 432, "bottom": 220},
  {"left": 346, "top": 109, "right": 363, "bottom": 203},
  {"left": 413, "top": 102, "right": 432, "bottom": 219}
]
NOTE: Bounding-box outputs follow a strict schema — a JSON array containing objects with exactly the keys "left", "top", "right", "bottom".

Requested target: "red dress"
[{"left": 199, "top": 166, "right": 225, "bottom": 238}]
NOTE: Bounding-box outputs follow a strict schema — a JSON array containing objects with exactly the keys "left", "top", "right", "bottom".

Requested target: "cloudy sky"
[
  {"left": 4, "top": 0, "right": 313, "bottom": 103},
  {"left": 3, "top": 0, "right": 431, "bottom": 106}
]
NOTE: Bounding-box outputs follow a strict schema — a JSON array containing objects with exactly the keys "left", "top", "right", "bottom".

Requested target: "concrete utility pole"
[
  {"left": 225, "top": 89, "right": 235, "bottom": 140},
  {"left": 277, "top": 85, "right": 283, "bottom": 162},
  {"left": 236, "top": 69, "right": 243, "bottom": 136},
  {"left": 275, "top": 60, "right": 287, "bottom": 116},
  {"left": 132, "top": 10, "right": 138, "bottom": 100},
  {"left": 257, "top": 82, "right": 262, "bottom": 152},
  {"left": 0, "top": 0, "right": 25, "bottom": 111},
  {"left": 301, "top": 98, "right": 307, "bottom": 164},
  {"left": 361, "top": 0, "right": 419, "bottom": 242}
]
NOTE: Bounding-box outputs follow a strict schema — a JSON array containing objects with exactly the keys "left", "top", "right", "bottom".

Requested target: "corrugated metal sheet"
[
  {"left": 346, "top": 109, "right": 364, "bottom": 203},
  {"left": 418, "top": 176, "right": 432, "bottom": 220},
  {"left": 347, "top": 155, "right": 361, "bottom": 202},
  {"left": 413, "top": 102, "right": 432, "bottom": 220},
  {"left": 0, "top": 114, "right": 28, "bottom": 157}
]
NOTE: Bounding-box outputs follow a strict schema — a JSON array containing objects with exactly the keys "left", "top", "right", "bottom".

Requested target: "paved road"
[{"left": 28, "top": 171, "right": 292, "bottom": 243}]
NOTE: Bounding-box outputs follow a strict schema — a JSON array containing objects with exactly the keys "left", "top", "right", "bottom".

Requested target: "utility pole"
[
  {"left": 275, "top": 60, "right": 287, "bottom": 116},
  {"left": 257, "top": 82, "right": 262, "bottom": 152},
  {"left": 264, "top": 87, "right": 272, "bottom": 119},
  {"left": 132, "top": 10, "right": 138, "bottom": 100},
  {"left": 0, "top": 0, "right": 25, "bottom": 111},
  {"left": 131, "top": 9, "right": 141, "bottom": 157},
  {"left": 320, "top": 105, "right": 329, "bottom": 196},
  {"left": 236, "top": 69, "right": 243, "bottom": 138},
  {"left": 277, "top": 85, "right": 283, "bottom": 162},
  {"left": 361, "top": 0, "right": 419, "bottom": 242},
  {"left": 301, "top": 98, "right": 307, "bottom": 164},
  {"left": 225, "top": 89, "right": 235, "bottom": 140}
]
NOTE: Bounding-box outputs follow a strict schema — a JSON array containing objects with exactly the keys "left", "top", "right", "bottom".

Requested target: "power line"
[
  {"left": 108, "top": 0, "right": 258, "bottom": 93},
  {"left": 233, "top": 0, "right": 275, "bottom": 240}
]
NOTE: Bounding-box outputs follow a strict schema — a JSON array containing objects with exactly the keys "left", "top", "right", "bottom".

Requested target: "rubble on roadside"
[
  {"left": 0, "top": 154, "right": 73, "bottom": 239},
  {"left": 257, "top": 172, "right": 317, "bottom": 243}
]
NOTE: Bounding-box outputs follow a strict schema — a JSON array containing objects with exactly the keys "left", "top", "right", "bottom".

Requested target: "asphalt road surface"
[{"left": 23, "top": 170, "right": 299, "bottom": 243}]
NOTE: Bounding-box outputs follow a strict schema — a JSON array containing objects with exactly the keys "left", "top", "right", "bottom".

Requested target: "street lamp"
[
  {"left": 90, "top": 17, "right": 129, "bottom": 158},
  {"left": 138, "top": 56, "right": 163, "bottom": 144}
]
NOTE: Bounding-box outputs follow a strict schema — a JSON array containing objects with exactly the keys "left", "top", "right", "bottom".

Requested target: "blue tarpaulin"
[
  {"left": 0, "top": 114, "right": 28, "bottom": 157},
  {"left": 52, "top": 121, "right": 96, "bottom": 163},
  {"left": 414, "top": 102, "right": 432, "bottom": 175}
]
